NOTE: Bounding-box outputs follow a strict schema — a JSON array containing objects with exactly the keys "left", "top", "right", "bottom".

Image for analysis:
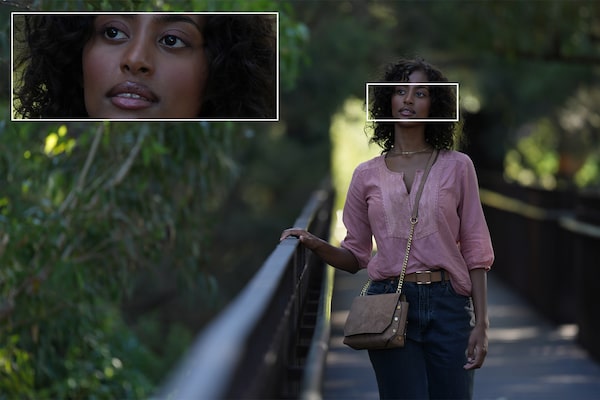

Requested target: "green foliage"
[
  {"left": 1, "top": 0, "right": 309, "bottom": 396},
  {"left": 503, "top": 84, "right": 600, "bottom": 190},
  {"left": 0, "top": 336, "right": 35, "bottom": 399},
  {"left": 504, "top": 118, "right": 560, "bottom": 189},
  {"left": 575, "top": 153, "right": 600, "bottom": 189},
  {"left": 32, "top": 307, "right": 156, "bottom": 400},
  {"left": 0, "top": 120, "right": 241, "bottom": 398}
]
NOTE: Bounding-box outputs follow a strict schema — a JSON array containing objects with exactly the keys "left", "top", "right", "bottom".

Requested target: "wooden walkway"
[{"left": 322, "top": 268, "right": 600, "bottom": 399}]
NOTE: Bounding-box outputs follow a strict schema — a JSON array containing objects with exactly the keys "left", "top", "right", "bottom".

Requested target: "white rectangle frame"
[
  {"left": 365, "top": 82, "right": 460, "bottom": 122},
  {"left": 11, "top": 11, "right": 280, "bottom": 122}
]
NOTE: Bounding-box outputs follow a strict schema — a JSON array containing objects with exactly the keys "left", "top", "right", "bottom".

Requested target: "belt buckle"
[{"left": 415, "top": 270, "right": 432, "bottom": 285}]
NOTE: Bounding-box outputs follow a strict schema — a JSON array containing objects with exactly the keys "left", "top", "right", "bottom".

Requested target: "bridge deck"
[{"left": 323, "top": 268, "right": 600, "bottom": 399}]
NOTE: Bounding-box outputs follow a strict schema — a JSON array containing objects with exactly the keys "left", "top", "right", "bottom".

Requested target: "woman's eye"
[
  {"left": 159, "top": 35, "right": 187, "bottom": 48},
  {"left": 103, "top": 27, "right": 127, "bottom": 40}
]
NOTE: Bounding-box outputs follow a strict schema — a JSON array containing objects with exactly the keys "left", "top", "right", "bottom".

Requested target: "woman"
[
  {"left": 281, "top": 58, "right": 494, "bottom": 399},
  {"left": 13, "top": 12, "right": 276, "bottom": 119}
]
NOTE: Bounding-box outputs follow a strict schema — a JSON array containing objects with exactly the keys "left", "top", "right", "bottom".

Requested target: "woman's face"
[
  {"left": 390, "top": 69, "right": 431, "bottom": 123},
  {"left": 82, "top": 14, "right": 208, "bottom": 119}
]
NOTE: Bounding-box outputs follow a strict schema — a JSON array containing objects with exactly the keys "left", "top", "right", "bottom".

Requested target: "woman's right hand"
[
  {"left": 279, "top": 228, "right": 323, "bottom": 251},
  {"left": 280, "top": 228, "right": 360, "bottom": 274}
]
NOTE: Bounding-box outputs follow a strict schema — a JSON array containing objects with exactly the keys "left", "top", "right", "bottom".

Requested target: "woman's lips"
[
  {"left": 107, "top": 81, "right": 158, "bottom": 111},
  {"left": 398, "top": 107, "right": 416, "bottom": 117}
]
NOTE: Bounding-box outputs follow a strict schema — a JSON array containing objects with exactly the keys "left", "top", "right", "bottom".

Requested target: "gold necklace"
[{"left": 388, "top": 146, "right": 431, "bottom": 156}]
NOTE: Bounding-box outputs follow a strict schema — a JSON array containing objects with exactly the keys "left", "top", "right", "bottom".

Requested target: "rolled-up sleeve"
[
  {"left": 340, "top": 168, "right": 373, "bottom": 270},
  {"left": 458, "top": 157, "right": 494, "bottom": 271}
]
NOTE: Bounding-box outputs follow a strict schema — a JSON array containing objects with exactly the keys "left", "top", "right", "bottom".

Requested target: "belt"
[{"left": 404, "top": 270, "right": 449, "bottom": 285}]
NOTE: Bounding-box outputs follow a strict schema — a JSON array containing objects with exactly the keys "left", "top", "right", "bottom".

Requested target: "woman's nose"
[
  {"left": 121, "top": 38, "right": 153, "bottom": 75},
  {"left": 403, "top": 89, "right": 415, "bottom": 104}
]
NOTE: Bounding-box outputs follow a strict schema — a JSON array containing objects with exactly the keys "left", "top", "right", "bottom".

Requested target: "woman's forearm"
[
  {"left": 280, "top": 228, "right": 360, "bottom": 273},
  {"left": 310, "top": 237, "right": 360, "bottom": 273},
  {"left": 470, "top": 268, "right": 489, "bottom": 328},
  {"left": 464, "top": 267, "right": 490, "bottom": 370}
]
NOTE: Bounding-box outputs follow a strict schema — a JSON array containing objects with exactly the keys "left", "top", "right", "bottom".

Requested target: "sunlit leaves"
[
  {"left": 575, "top": 153, "right": 600, "bottom": 189},
  {"left": 0, "top": 335, "right": 34, "bottom": 398},
  {"left": 43, "top": 125, "right": 76, "bottom": 157},
  {"left": 504, "top": 118, "right": 560, "bottom": 189}
]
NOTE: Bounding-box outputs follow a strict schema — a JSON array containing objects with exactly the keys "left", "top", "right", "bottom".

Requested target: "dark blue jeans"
[{"left": 367, "top": 278, "right": 475, "bottom": 399}]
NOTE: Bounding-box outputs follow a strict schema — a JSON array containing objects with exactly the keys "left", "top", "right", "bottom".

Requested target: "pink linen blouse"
[{"left": 340, "top": 150, "right": 494, "bottom": 296}]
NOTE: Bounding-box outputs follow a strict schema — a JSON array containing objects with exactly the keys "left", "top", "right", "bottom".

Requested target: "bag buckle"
[{"left": 415, "top": 270, "right": 432, "bottom": 285}]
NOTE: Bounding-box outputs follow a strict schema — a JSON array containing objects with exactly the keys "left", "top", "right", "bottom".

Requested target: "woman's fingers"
[{"left": 280, "top": 228, "right": 306, "bottom": 241}]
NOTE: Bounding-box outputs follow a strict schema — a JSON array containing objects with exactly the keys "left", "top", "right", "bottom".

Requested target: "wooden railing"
[{"left": 479, "top": 173, "right": 600, "bottom": 361}]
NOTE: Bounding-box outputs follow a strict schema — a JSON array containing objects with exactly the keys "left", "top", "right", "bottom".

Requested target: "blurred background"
[{"left": 1, "top": 0, "right": 598, "bottom": 398}]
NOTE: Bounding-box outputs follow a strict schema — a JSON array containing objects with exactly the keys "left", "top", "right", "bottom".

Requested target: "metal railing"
[{"left": 157, "top": 182, "right": 335, "bottom": 399}]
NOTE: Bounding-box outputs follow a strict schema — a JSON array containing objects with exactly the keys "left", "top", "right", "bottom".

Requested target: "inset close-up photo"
[{"left": 11, "top": 12, "right": 278, "bottom": 121}]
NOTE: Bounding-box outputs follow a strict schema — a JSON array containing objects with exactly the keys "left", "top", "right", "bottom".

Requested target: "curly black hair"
[
  {"left": 13, "top": 13, "right": 276, "bottom": 119},
  {"left": 200, "top": 14, "right": 276, "bottom": 119},
  {"left": 368, "top": 58, "right": 462, "bottom": 152}
]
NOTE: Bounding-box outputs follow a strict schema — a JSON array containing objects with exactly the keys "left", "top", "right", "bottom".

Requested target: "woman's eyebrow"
[{"left": 154, "top": 15, "right": 202, "bottom": 32}]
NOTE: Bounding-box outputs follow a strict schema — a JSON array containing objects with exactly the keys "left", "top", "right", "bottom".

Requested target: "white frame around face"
[
  {"left": 365, "top": 82, "right": 460, "bottom": 122},
  {"left": 11, "top": 11, "right": 280, "bottom": 122}
]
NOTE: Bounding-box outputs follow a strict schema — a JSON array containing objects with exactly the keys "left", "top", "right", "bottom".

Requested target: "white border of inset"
[
  {"left": 365, "top": 82, "right": 460, "bottom": 122},
  {"left": 11, "top": 11, "right": 280, "bottom": 122}
]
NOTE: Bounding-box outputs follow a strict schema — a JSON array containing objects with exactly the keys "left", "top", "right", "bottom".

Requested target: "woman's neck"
[{"left": 392, "top": 125, "right": 427, "bottom": 153}]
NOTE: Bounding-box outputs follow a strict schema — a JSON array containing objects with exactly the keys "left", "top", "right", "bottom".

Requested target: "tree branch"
[
  {"left": 58, "top": 123, "right": 104, "bottom": 214},
  {"left": 104, "top": 125, "right": 149, "bottom": 189}
]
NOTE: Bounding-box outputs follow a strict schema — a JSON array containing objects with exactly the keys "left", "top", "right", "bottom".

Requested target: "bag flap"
[{"left": 344, "top": 293, "right": 401, "bottom": 336}]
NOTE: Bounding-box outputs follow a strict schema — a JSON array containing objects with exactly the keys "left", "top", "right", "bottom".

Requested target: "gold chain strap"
[
  {"left": 359, "top": 279, "right": 371, "bottom": 296},
  {"left": 396, "top": 217, "right": 417, "bottom": 293}
]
